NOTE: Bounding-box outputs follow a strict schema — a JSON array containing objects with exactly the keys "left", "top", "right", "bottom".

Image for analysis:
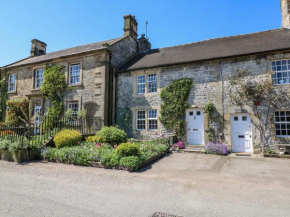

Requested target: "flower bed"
[{"left": 42, "top": 138, "right": 169, "bottom": 172}]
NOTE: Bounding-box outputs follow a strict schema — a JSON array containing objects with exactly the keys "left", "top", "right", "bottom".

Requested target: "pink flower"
[{"left": 114, "top": 144, "right": 118, "bottom": 149}]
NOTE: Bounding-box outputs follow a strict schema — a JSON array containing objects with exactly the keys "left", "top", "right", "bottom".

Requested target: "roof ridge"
[
  {"left": 42, "top": 36, "right": 125, "bottom": 56},
  {"left": 156, "top": 28, "right": 284, "bottom": 51}
]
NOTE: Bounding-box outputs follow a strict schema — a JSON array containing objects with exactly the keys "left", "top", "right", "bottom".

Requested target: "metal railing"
[{"left": 0, "top": 113, "right": 103, "bottom": 149}]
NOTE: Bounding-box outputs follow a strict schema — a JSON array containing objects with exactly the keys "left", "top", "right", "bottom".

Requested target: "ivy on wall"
[
  {"left": 159, "top": 78, "right": 194, "bottom": 138},
  {"left": 0, "top": 68, "right": 8, "bottom": 120},
  {"left": 40, "top": 65, "right": 68, "bottom": 116}
]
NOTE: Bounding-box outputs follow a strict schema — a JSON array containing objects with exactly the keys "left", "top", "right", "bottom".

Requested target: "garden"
[{"left": 42, "top": 126, "right": 170, "bottom": 172}]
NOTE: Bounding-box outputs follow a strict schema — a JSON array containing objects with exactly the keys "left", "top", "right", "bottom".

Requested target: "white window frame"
[
  {"left": 34, "top": 69, "right": 44, "bottom": 89},
  {"left": 8, "top": 74, "right": 16, "bottom": 92},
  {"left": 137, "top": 75, "right": 145, "bottom": 94},
  {"left": 67, "top": 101, "right": 79, "bottom": 117},
  {"left": 147, "top": 74, "right": 157, "bottom": 93},
  {"left": 69, "top": 64, "right": 80, "bottom": 85},
  {"left": 271, "top": 60, "right": 290, "bottom": 85},
  {"left": 275, "top": 110, "right": 290, "bottom": 137},
  {"left": 136, "top": 110, "right": 146, "bottom": 130},
  {"left": 148, "top": 109, "right": 158, "bottom": 131}
]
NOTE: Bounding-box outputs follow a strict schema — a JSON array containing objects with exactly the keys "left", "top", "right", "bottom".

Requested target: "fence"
[{"left": 0, "top": 114, "right": 103, "bottom": 149}]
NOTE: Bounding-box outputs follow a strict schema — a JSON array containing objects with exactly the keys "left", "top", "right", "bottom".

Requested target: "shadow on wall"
[{"left": 84, "top": 101, "right": 100, "bottom": 118}]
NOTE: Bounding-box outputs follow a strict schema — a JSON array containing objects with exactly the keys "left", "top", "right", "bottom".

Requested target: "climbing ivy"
[
  {"left": 160, "top": 78, "right": 194, "bottom": 138},
  {"left": 203, "top": 102, "right": 216, "bottom": 125},
  {"left": 40, "top": 65, "right": 68, "bottom": 116},
  {"left": 0, "top": 68, "right": 8, "bottom": 120}
]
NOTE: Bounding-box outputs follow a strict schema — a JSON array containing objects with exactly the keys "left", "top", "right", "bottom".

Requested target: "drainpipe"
[{"left": 219, "top": 61, "right": 225, "bottom": 140}]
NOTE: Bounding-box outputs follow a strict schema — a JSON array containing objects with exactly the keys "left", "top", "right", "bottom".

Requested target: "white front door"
[
  {"left": 186, "top": 109, "right": 204, "bottom": 145},
  {"left": 34, "top": 103, "right": 42, "bottom": 134},
  {"left": 231, "top": 114, "right": 253, "bottom": 153}
]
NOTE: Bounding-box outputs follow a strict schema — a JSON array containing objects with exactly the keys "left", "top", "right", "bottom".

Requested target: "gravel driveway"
[{"left": 0, "top": 153, "right": 290, "bottom": 217}]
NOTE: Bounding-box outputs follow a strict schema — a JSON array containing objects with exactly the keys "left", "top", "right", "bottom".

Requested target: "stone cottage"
[
  {"left": 115, "top": 0, "right": 290, "bottom": 153},
  {"left": 1, "top": 14, "right": 139, "bottom": 127},
  {"left": 2, "top": 0, "right": 290, "bottom": 154}
]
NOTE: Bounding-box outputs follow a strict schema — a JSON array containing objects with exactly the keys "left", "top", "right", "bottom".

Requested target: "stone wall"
[
  {"left": 110, "top": 36, "right": 137, "bottom": 68},
  {"left": 116, "top": 52, "right": 290, "bottom": 153}
]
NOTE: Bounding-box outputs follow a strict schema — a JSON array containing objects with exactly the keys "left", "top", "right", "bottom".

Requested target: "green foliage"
[
  {"left": 5, "top": 99, "right": 29, "bottom": 125},
  {"left": 0, "top": 139, "right": 11, "bottom": 150},
  {"left": 40, "top": 65, "right": 68, "bottom": 116},
  {"left": 96, "top": 126, "right": 127, "bottom": 144},
  {"left": 159, "top": 78, "right": 193, "bottom": 138},
  {"left": 203, "top": 102, "right": 216, "bottom": 123},
  {"left": 0, "top": 138, "right": 31, "bottom": 152},
  {"left": 101, "top": 152, "right": 120, "bottom": 167},
  {"left": 119, "top": 156, "right": 140, "bottom": 171},
  {"left": 85, "top": 135, "right": 106, "bottom": 143},
  {"left": 0, "top": 68, "right": 8, "bottom": 120},
  {"left": 116, "top": 143, "right": 139, "bottom": 157},
  {"left": 54, "top": 129, "right": 82, "bottom": 148}
]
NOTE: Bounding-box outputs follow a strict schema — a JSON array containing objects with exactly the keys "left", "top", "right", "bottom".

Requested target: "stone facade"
[{"left": 116, "top": 52, "right": 290, "bottom": 153}]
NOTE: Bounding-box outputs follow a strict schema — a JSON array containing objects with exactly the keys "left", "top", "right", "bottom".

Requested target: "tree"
[
  {"left": 227, "top": 68, "right": 290, "bottom": 153},
  {"left": 159, "top": 78, "right": 193, "bottom": 139},
  {"left": 40, "top": 65, "right": 68, "bottom": 116}
]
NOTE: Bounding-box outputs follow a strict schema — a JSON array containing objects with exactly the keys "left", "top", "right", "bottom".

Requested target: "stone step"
[
  {"left": 183, "top": 148, "right": 205, "bottom": 154},
  {"left": 186, "top": 145, "right": 205, "bottom": 150}
]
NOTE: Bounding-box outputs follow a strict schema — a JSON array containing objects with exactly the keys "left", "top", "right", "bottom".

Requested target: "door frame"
[
  {"left": 230, "top": 113, "right": 253, "bottom": 153},
  {"left": 186, "top": 108, "right": 205, "bottom": 145}
]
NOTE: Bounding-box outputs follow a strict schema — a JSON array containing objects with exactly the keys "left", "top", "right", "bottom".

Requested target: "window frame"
[
  {"left": 274, "top": 110, "right": 290, "bottom": 137},
  {"left": 67, "top": 101, "right": 79, "bottom": 118},
  {"left": 271, "top": 60, "right": 290, "bottom": 85},
  {"left": 136, "top": 110, "right": 146, "bottom": 131},
  {"left": 34, "top": 69, "right": 44, "bottom": 89},
  {"left": 148, "top": 109, "right": 158, "bottom": 131},
  {"left": 137, "top": 74, "right": 146, "bottom": 94},
  {"left": 69, "top": 63, "right": 81, "bottom": 85},
  {"left": 8, "top": 74, "right": 16, "bottom": 93}
]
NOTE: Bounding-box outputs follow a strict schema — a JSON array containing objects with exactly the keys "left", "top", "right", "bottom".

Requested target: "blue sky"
[{"left": 0, "top": 0, "right": 281, "bottom": 66}]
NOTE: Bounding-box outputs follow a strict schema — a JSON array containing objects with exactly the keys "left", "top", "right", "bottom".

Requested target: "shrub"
[
  {"left": 0, "top": 139, "right": 11, "bottom": 150},
  {"left": 54, "top": 129, "right": 82, "bottom": 148},
  {"left": 96, "top": 126, "right": 127, "bottom": 144},
  {"left": 204, "top": 142, "right": 228, "bottom": 155},
  {"left": 116, "top": 143, "right": 139, "bottom": 157},
  {"left": 85, "top": 135, "right": 106, "bottom": 143},
  {"left": 120, "top": 156, "right": 140, "bottom": 171},
  {"left": 101, "top": 152, "right": 120, "bottom": 167}
]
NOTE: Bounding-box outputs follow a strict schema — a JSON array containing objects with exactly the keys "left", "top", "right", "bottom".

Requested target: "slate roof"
[
  {"left": 4, "top": 36, "right": 125, "bottom": 68},
  {"left": 118, "top": 28, "right": 290, "bottom": 72}
]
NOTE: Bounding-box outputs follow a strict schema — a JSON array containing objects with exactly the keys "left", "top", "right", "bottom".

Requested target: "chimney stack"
[
  {"left": 31, "top": 39, "right": 47, "bottom": 57},
  {"left": 123, "top": 14, "right": 138, "bottom": 40},
  {"left": 281, "top": 0, "right": 290, "bottom": 28},
  {"left": 138, "top": 34, "right": 151, "bottom": 52}
]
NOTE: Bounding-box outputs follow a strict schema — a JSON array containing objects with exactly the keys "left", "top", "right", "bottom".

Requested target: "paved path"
[{"left": 0, "top": 153, "right": 290, "bottom": 217}]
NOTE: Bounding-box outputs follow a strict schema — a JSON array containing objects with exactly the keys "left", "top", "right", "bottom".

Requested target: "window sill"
[
  {"left": 69, "top": 83, "right": 83, "bottom": 88},
  {"left": 132, "top": 92, "right": 159, "bottom": 98},
  {"left": 7, "top": 91, "right": 16, "bottom": 94}
]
